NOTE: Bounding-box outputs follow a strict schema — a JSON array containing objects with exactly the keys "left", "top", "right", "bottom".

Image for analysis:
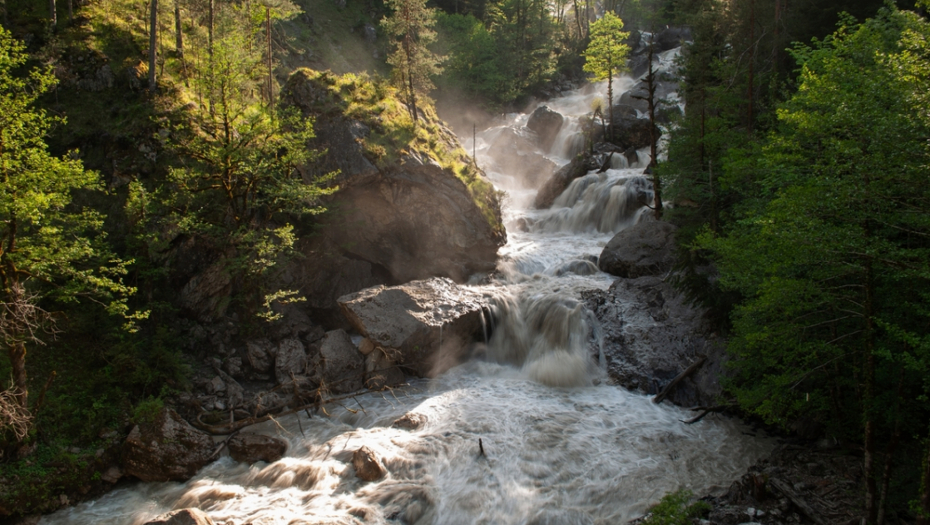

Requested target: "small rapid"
[{"left": 43, "top": 48, "right": 773, "bottom": 525}]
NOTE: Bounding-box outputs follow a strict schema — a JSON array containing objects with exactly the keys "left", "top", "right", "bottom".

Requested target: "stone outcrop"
[
  {"left": 143, "top": 508, "right": 215, "bottom": 525},
  {"left": 582, "top": 276, "right": 725, "bottom": 407},
  {"left": 598, "top": 220, "right": 677, "bottom": 278},
  {"left": 353, "top": 446, "right": 386, "bottom": 481},
  {"left": 228, "top": 433, "right": 288, "bottom": 464},
  {"left": 337, "top": 278, "right": 488, "bottom": 377},
  {"left": 121, "top": 409, "right": 214, "bottom": 482},
  {"left": 282, "top": 69, "right": 505, "bottom": 286},
  {"left": 526, "top": 105, "right": 565, "bottom": 152},
  {"left": 485, "top": 127, "right": 558, "bottom": 188}
]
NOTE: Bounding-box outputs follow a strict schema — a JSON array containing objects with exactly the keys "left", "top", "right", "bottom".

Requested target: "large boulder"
[
  {"left": 319, "top": 329, "right": 366, "bottom": 393},
  {"left": 534, "top": 155, "right": 588, "bottom": 209},
  {"left": 526, "top": 105, "right": 565, "bottom": 152},
  {"left": 337, "top": 278, "right": 488, "bottom": 376},
  {"left": 282, "top": 70, "right": 505, "bottom": 286},
  {"left": 598, "top": 219, "right": 677, "bottom": 278},
  {"left": 122, "top": 409, "right": 214, "bottom": 482},
  {"left": 228, "top": 433, "right": 288, "bottom": 464},
  {"left": 582, "top": 276, "right": 725, "bottom": 407},
  {"left": 485, "top": 127, "right": 558, "bottom": 188},
  {"left": 590, "top": 114, "right": 660, "bottom": 152},
  {"left": 143, "top": 508, "right": 215, "bottom": 525}
]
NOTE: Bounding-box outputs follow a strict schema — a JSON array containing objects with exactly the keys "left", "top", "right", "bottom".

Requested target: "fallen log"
[
  {"left": 770, "top": 477, "right": 827, "bottom": 525},
  {"left": 653, "top": 356, "right": 707, "bottom": 405}
]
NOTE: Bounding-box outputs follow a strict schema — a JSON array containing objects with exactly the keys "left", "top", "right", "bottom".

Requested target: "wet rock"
[
  {"left": 582, "top": 276, "right": 725, "bottom": 407},
  {"left": 534, "top": 154, "right": 588, "bottom": 209},
  {"left": 353, "top": 446, "right": 386, "bottom": 481},
  {"left": 392, "top": 412, "right": 428, "bottom": 430},
  {"left": 555, "top": 259, "right": 599, "bottom": 277},
  {"left": 598, "top": 220, "right": 677, "bottom": 278},
  {"left": 320, "top": 329, "right": 366, "bottom": 393},
  {"left": 611, "top": 103, "right": 639, "bottom": 121},
  {"left": 228, "top": 432, "right": 288, "bottom": 464},
  {"left": 526, "top": 105, "right": 565, "bottom": 152},
  {"left": 121, "top": 409, "right": 215, "bottom": 482},
  {"left": 596, "top": 114, "right": 661, "bottom": 152},
  {"left": 486, "top": 127, "right": 558, "bottom": 188},
  {"left": 338, "top": 278, "right": 488, "bottom": 377},
  {"left": 275, "top": 338, "right": 309, "bottom": 386},
  {"left": 143, "top": 508, "right": 215, "bottom": 525}
]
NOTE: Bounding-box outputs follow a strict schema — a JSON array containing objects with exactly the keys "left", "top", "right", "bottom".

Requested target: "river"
[{"left": 42, "top": 45, "right": 774, "bottom": 525}]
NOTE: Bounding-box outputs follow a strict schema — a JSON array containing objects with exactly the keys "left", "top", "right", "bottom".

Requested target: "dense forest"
[{"left": 0, "top": 0, "right": 928, "bottom": 522}]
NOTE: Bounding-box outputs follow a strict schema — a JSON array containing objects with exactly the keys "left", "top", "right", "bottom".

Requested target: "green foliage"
[
  {"left": 131, "top": 396, "right": 164, "bottom": 427},
  {"left": 642, "top": 490, "right": 711, "bottom": 525},
  {"left": 583, "top": 12, "right": 630, "bottom": 82},
  {"left": 0, "top": 27, "right": 140, "bottom": 426},
  {"left": 435, "top": 13, "right": 518, "bottom": 104},
  {"left": 382, "top": 0, "right": 444, "bottom": 120}
]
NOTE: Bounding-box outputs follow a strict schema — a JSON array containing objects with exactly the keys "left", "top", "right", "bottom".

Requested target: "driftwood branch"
[
  {"left": 680, "top": 404, "right": 731, "bottom": 424},
  {"left": 770, "top": 477, "right": 827, "bottom": 525},
  {"left": 653, "top": 356, "right": 707, "bottom": 404}
]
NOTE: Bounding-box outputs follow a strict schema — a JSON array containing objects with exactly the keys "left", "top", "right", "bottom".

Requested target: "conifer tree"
[
  {"left": 582, "top": 12, "right": 629, "bottom": 141},
  {"left": 382, "top": 0, "right": 444, "bottom": 124}
]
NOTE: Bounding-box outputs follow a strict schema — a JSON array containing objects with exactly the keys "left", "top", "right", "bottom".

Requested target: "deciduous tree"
[{"left": 0, "top": 29, "right": 136, "bottom": 433}]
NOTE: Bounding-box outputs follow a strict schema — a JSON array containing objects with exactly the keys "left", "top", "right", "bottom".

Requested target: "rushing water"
[{"left": 44, "top": 50, "right": 773, "bottom": 525}]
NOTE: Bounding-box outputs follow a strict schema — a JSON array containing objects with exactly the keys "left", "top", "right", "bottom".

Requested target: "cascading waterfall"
[{"left": 43, "top": 47, "right": 773, "bottom": 525}]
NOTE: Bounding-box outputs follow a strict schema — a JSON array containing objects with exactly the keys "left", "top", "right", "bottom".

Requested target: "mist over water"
[{"left": 43, "top": 59, "right": 773, "bottom": 525}]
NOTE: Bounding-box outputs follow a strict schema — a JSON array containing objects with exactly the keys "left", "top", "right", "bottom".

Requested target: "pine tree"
[
  {"left": 582, "top": 12, "right": 630, "bottom": 142},
  {"left": 382, "top": 0, "right": 444, "bottom": 124}
]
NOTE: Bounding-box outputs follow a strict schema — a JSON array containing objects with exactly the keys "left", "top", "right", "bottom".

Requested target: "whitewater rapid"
[{"left": 43, "top": 47, "right": 774, "bottom": 525}]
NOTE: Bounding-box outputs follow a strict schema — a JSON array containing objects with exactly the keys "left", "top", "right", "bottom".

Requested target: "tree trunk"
[
  {"left": 606, "top": 75, "right": 613, "bottom": 142},
  {"left": 148, "top": 0, "right": 158, "bottom": 92},
  {"left": 9, "top": 340, "right": 27, "bottom": 408},
  {"left": 208, "top": 0, "right": 214, "bottom": 57},
  {"left": 67, "top": 0, "right": 72, "bottom": 22},
  {"left": 918, "top": 431, "right": 930, "bottom": 525},
  {"left": 645, "top": 34, "right": 661, "bottom": 219},
  {"left": 266, "top": 6, "right": 273, "bottom": 105},
  {"left": 174, "top": 0, "right": 183, "bottom": 58},
  {"left": 876, "top": 368, "right": 905, "bottom": 525},
  {"left": 49, "top": 0, "right": 57, "bottom": 27},
  {"left": 746, "top": 0, "right": 755, "bottom": 137},
  {"left": 863, "top": 261, "right": 878, "bottom": 525}
]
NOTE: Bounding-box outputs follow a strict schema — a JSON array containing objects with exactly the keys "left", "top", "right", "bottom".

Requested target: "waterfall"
[{"left": 43, "top": 44, "right": 774, "bottom": 525}]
